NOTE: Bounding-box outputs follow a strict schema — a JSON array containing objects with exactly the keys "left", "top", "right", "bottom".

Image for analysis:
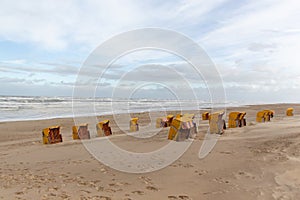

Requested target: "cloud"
[
  {"left": 0, "top": 0, "right": 231, "bottom": 51},
  {"left": 0, "top": 0, "right": 146, "bottom": 50},
  {"left": 0, "top": 0, "right": 299, "bottom": 102},
  {"left": 0, "top": 62, "right": 79, "bottom": 77},
  {"left": 0, "top": 77, "right": 26, "bottom": 83},
  {"left": 248, "top": 43, "right": 276, "bottom": 52}
]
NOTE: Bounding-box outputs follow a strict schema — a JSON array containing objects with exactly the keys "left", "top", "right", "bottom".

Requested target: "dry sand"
[{"left": 0, "top": 104, "right": 300, "bottom": 200}]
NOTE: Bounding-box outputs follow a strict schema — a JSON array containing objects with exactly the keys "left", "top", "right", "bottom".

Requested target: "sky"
[{"left": 0, "top": 0, "right": 300, "bottom": 103}]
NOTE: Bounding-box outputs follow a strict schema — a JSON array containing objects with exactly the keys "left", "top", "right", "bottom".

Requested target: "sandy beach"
[{"left": 1, "top": 103, "right": 300, "bottom": 200}]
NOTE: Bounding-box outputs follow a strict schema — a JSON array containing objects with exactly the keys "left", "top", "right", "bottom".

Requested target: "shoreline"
[{"left": 1, "top": 102, "right": 299, "bottom": 123}]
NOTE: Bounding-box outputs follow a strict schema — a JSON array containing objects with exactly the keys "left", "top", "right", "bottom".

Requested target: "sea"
[{"left": 0, "top": 96, "right": 241, "bottom": 122}]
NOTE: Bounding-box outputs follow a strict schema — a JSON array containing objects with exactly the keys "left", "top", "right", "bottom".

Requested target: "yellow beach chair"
[
  {"left": 228, "top": 112, "right": 246, "bottom": 128},
  {"left": 168, "top": 115, "right": 197, "bottom": 141},
  {"left": 202, "top": 112, "right": 210, "bottom": 120},
  {"left": 176, "top": 114, "right": 183, "bottom": 119},
  {"left": 239, "top": 112, "right": 247, "bottom": 126},
  {"left": 262, "top": 110, "right": 274, "bottom": 122},
  {"left": 209, "top": 111, "right": 226, "bottom": 134},
  {"left": 286, "top": 108, "right": 294, "bottom": 116},
  {"left": 256, "top": 110, "right": 274, "bottom": 122},
  {"left": 156, "top": 114, "right": 174, "bottom": 128},
  {"left": 42, "top": 126, "right": 62, "bottom": 144},
  {"left": 96, "top": 120, "right": 112, "bottom": 136},
  {"left": 156, "top": 117, "right": 167, "bottom": 128},
  {"left": 256, "top": 111, "right": 266, "bottom": 122},
  {"left": 130, "top": 117, "right": 139, "bottom": 132},
  {"left": 72, "top": 123, "right": 90, "bottom": 140},
  {"left": 228, "top": 112, "right": 241, "bottom": 128},
  {"left": 166, "top": 115, "right": 174, "bottom": 126}
]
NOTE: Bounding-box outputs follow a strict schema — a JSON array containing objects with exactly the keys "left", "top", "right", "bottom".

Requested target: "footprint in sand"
[
  {"left": 105, "top": 188, "right": 116, "bottom": 193},
  {"left": 219, "top": 151, "right": 234, "bottom": 155},
  {"left": 234, "top": 171, "right": 256, "bottom": 180},
  {"left": 15, "top": 191, "right": 24, "bottom": 195},
  {"left": 168, "top": 195, "right": 192, "bottom": 200},
  {"left": 168, "top": 196, "right": 178, "bottom": 199},
  {"left": 80, "top": 189, "right": 91, "bottom": 194},
  {"left": 146, "top": 186, "right": 159, "bottom": 191},
  {"left": 131, "top": 190, "right": 145, "bottom": 195},
  {"left": 183, "top": 164, "right": 194, "bottom": 168},
  {"left": 95, "top": 186, "right": 104, "bottom": 191},
  {"left": 194, "top": 169, "right": 208, "bottom": 176},
  {"left": 213, "top": 177, "right": 230, "bottom": 184},
  {"left": 178, "top": 195, "right": 191, "bottom": 199},
  {"left": 99, "top": 196, "right": 112, "bottom": 200},
  {"left": 139, "top": 176, "right": 153, "bottom": 185}
]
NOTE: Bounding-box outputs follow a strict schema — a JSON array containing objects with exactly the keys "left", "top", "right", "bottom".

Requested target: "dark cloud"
[
  {"left": 0, "top": 77, "right": 26, "bottom": 83},
  {"left": 0, "top": 63, "right": 78, "bottom": 77}
]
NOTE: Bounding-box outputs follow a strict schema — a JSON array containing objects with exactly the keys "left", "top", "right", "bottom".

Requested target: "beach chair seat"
[
  {"left": 209, "top": 111, "right": 226, "bottom": 134},
  {"left": 96, "top": 120, "right": 112, "bottom": 136},
  {"left": 263, "top": 110, "right": 274, "bottom": 122},
  {"left": 168, "top": 115, "right": 197, "bottom": 141},
  {"left": 228, "top": 112, "right": 246, "bottom": 128},
  {"left": 262, "top": 110, "right": 273, "bottom": 122},
  {"left": 72, "top": 123, "right": 90, "bottom": 140},
  {"left": 130, "top": 117, "right": 139, "bottom": 132},
  {"left": 72, "top": 126, "right": 80, "bottom": 140},
  {"left": 256, "top": 110, "right": 274, "bottom": 122},
  {"left": 228, "top": 112, "right": 240, "bottom": 128},
  {"left": 166, "top": 114, "right": 174, "bottom": 126},
  {"left": 156, "top": 117, "right": 168, "bottom": 128},
  {"left": 42, "top": 126, "right": 63, "bottom": 144},
  {"left": 256, "top": 111, "right": 266, "bottom": 122},
  {"left": 202, "top": 112, "right": 210, "bottom": 120},
  {"left": 156, "top": 114, "right": 174, "bottom": 128},
  {"left": 239, "top": 112, "right": 247, "bottom": 126},
  {"left": 176, "top": 114, "right": 183, "bottom": 119},
  {"left": 286, "top": 108, "right": 294, "bottom": 116}
]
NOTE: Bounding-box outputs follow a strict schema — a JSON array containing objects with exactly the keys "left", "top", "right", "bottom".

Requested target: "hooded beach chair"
[
  {"left": 130, "top": 117, "right": 139, "bottom": 132},
  {"left": 96, "top": 120, "right": 112, "bottom": 136},
  {"left": 264, "top": 110, "right": 272, "bottom": 121},
  {"left": 256, "top": 111, "right": 266, "bottom": 122},
  {"left": 156, "top": 117, "right": 168, "bottom": 128},
  {"left": 228, "top": 112, "right": 246, "bottom": 128},
  {"left": 156, "top": 114, "right": 175, "bottom": 128},
  {"left": 256, "top": 110, "right": 274, "bottom": 122},
  {"left": 72, "top": 123, "right": 90, "bottom": 140},
  {"left": 239, "top": 112, "right": 247, "bottom": 126},
  {"left": 228, "top": 112, "right": 241, "bottom": 128},
  {"left": 176, "top": 114, "right": 183, "bottom": 119},
  {"left": 209, "top": 111, "right": 226, "bottom": 134},
  {"left": 168, "top": 114, "right": 197, "bottom": 141},
  {"left": 286, "top": 108, "right": 294, "bottom": 116},
  {"left": 262, "top": 110, "right": 274, "bottom": 122},
  {"left": 202, "top": 112, "right": 210, "bottom": 120},
  {"left": 166, "top": 114, "right": 174, "bottom": 126},
  {"left": 42, "top": 126, "right": 62, "bottom": 144}
]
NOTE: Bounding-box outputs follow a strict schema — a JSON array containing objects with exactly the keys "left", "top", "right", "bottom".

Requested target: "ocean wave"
[{"left": 0, "top": 95, "right": 241, "bottom": 122}]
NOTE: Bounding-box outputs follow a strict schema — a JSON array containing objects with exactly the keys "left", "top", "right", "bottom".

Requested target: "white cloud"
[
  {"left": 197, "top": 0, "right": 300, "bottom": 102},
  {"left": 0, "top": 0, "right": 299, "bottom": 102},
  {"left": 0, "top": 0, "right": 230, "bottom": 50},
  {"left": 0, "top": 0, "right": 145, "bottom": 50}
]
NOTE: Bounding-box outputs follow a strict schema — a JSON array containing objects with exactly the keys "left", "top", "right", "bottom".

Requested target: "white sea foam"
[{"left": 0, "top": 96, "right": 242, "bottom": 122}]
